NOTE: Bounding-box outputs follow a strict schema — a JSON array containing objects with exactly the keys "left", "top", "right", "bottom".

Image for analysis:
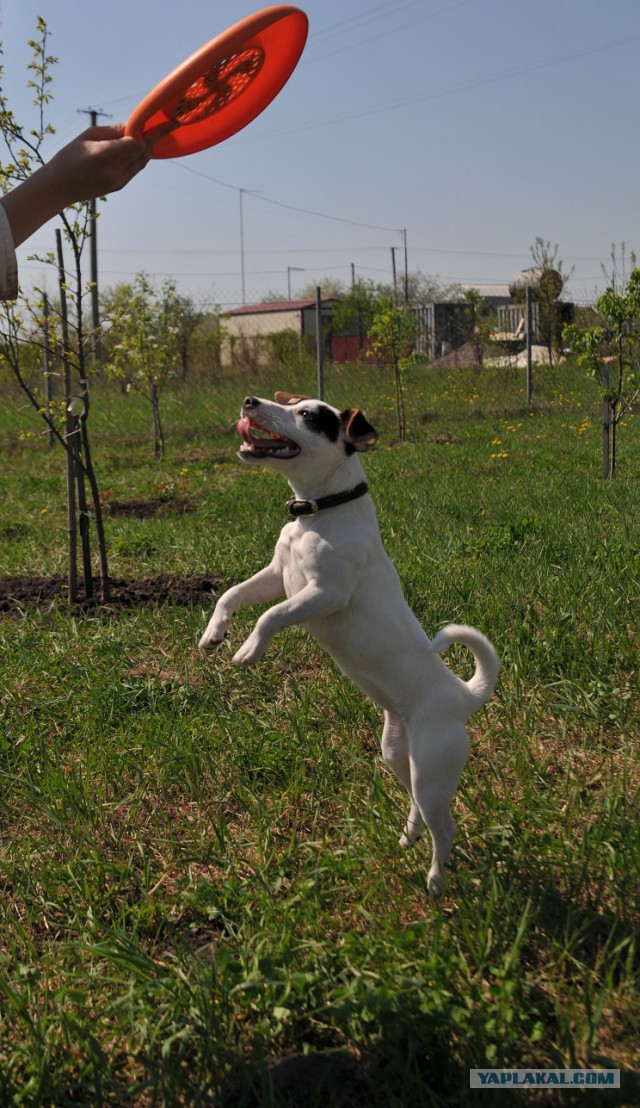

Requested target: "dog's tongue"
[{"left": 237, "top": 415, "right": 285, "bottom": 448}]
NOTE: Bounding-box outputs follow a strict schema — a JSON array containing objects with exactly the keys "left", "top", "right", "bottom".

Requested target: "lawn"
[{"left": 0, "top": 357, "right": 638, "bottom": 1105}]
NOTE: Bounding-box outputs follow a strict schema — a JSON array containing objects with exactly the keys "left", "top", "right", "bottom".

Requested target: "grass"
[{"left": 0, "top": 357, "right": 638, "bottom": 1105}]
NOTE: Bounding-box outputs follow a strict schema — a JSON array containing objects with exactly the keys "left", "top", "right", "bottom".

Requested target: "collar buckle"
[{"left": 287, "top": 497, "right": 319, "bottom": 517}]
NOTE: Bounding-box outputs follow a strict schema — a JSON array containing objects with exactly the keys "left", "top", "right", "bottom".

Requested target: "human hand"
[{"left": 46, "top": 123, "right": 153, "bottom": 205}]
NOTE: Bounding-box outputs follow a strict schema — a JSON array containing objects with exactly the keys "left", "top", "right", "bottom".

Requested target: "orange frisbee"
[{"left": 125, "top": 5, "right": 308, "bottom": 158}]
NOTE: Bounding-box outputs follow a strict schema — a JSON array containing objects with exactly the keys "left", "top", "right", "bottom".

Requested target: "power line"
[
  {"left": 255, "top": 191, "right": 403, "bottom": 234},
  {"left": 234, "top": 28, "right": 640, "bottom": 144},
  {"left": 308, "top": 0, "right": 474, "bottom": 62},
  {"left": 93, "top": 2, "right": 423, "bottom": 111},
  {"left": 21, "top": 239, "right": 614, "bottom": 267},
  {"left": 168, "top": 160, "right": 403, "bottom": 234},
  {"left": 75, "top": 244, "right": 399, "bottom": 256},
  {"left": 96, "top": 0, "right": 445, "bottom": 111},
  {"left": 310, "top": 0, "right": 422, "bottom": 43},
  {"left": 410, "top": 246, "right": 610, "bottom": 262}
]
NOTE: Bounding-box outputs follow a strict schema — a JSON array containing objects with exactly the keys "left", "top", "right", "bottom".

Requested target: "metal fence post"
[
  {"left": 526, "top": 285, "right": 533, "bottom": 408},
  {"left": 316, "top": 286, "right": 324, "bottom": 401}
]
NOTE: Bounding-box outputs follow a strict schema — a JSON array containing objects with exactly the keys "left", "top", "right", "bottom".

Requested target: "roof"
[{"left": 228, "top": 298, "right": 338, "bottom": 317}]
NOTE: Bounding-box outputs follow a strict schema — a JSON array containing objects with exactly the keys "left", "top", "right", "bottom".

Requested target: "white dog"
[{"left": 200, "top": 393, "right": 500, "bottom": 896}]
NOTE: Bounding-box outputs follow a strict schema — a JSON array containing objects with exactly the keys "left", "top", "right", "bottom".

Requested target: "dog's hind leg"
[
  {"left": 409, "top": 722, "right": 470, "bottom": 898},
  {"left": 381, "top": 711, "right": 424, "bottom": 847}
]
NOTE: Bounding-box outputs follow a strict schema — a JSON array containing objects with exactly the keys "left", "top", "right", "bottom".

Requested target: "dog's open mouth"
[{"left": 237, "top": 415, "right": 301, "bottom": 460}]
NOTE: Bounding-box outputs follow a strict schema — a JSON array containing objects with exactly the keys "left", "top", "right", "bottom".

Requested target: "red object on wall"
[{"left": 331, "top": 335, "right": 375, "bottom": 363}]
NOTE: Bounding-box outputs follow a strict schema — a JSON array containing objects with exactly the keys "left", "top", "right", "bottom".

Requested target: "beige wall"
[
  {"left": 221, "top": 310, "right": 303, "bottom": 368},
  {"left": 224, "top": 310, "right": 302, "bottom": 339}
]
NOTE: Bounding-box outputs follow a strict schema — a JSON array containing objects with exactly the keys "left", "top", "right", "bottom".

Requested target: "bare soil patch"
[
  {"left": 0, "top": 573, "right": 223, "bottom": 615},
  {"left": 104, "top": 495, "right": 193, "bottom": 519}
]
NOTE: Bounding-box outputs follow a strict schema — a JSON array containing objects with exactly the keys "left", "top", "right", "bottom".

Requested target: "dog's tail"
[{"left": 430, "top": 624, "right": 500, "bottom": 712}]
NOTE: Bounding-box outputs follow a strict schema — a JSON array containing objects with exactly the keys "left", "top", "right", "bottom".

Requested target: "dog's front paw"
[
  {"left": 199, "top": 629, "right": 225, "bottom": 651},
  {"left": 199, "top": 611, "right": 231, "bottom": 651},
  {"left": 232, "top": 632, "right": 267, "bottom": 667}
]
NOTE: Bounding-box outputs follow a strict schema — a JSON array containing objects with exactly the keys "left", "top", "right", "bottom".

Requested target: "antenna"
[{"left": 78, "top": 108, "right": 113, "bottom": 360}]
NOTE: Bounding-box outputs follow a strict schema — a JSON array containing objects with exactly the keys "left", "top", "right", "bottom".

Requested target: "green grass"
[{"left": 0, "top": 359, "right": 638, "bottom": 1105}]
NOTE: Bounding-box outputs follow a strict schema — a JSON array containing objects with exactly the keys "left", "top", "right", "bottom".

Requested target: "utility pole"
[
  {"left": 239, "top": 188, "right": 262, "bottom": 305},
  {"left": 526, "top": 284, "right": 533, "bottom": 410},
  {"left": 239, "top": 189, "right": 248, "bottom": 305},
  {"left": 315, "top": 286, "right": 324, "bottom": 401},
  {"left": 287, "top": 266, "right": 303, "bottom": 300},
  {"left": 391, "top": 247, "right": 398, "bottom": 304},
  {"left": 79, "top": 107, "right": 112, "bottom": 361}
]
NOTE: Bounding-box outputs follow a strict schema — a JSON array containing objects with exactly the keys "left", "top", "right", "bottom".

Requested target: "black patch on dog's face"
[{"left": 299, "top": 404, "right": 342, "bottom": 442}]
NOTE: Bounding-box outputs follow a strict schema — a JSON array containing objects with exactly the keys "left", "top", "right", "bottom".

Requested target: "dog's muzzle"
[{"left": 237, "top": 413, "right": 300, "bottom": 460}]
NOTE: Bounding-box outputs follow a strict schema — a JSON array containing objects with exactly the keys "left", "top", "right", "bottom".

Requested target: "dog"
[{"left": 199, "top": 393, "right": 500, "bottom": 896}]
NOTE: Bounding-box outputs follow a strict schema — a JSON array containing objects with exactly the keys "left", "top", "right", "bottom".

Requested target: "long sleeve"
[{"left": 0, "top": 203, "right": 19, "bottom": 300}]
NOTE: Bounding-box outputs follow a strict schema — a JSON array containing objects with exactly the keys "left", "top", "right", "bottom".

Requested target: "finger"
[{"left": 140, "top": 120, "right": 179, "bottom": 145}]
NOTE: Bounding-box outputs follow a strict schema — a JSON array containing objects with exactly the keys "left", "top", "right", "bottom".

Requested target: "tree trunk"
[
  {"left": 602, "top": 362, "right": 611, "bottom": 479},
  {"left": 151, "top": 383, "right": 165, "bottom": 461},
  {"left": 56, "top": 231, "right": 78, "bottom": 602},
  {"left": 79, "top": 393, "right": 111, "bottom": 602}
]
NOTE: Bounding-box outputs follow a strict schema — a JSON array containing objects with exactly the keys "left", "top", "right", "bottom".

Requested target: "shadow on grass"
[
  {"left": 222, "top": 1042, "right": 472, "bottom": 1107},
  {"left": 238, "top": 848, "right": 640, "bottom": 1108},
  {"left": 218, "top": 1042, "right": 640, "bottom": 1107}
]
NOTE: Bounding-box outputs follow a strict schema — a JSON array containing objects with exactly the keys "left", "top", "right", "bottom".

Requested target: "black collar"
[{"left": 287, "top": 481, "right": 369, "bottom": 517}]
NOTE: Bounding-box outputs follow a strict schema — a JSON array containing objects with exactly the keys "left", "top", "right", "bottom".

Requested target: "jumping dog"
[{"left": 200, "top": 393, "right": 500, "bottom": 895}]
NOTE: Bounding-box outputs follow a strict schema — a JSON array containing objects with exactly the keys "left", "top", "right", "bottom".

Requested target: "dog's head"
[{"left": 236, "top": 393, "right": 377, "bottom": 476}]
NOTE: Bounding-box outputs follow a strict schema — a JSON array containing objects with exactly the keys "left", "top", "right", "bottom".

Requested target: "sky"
[{"left": 1, "top": 0, "right": 639, "bottom": 310}]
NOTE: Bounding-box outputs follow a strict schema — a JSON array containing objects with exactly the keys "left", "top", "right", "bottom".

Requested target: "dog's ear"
[
  {"left": 275, "top": 391, "right": 311, "bottom": 406},
  {"left": 341, "top": 408, "right": 378, "bottom": 452}
]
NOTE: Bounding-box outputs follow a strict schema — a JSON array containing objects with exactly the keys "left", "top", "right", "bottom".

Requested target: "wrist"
[
  {"left": 35, "top": 157, "right": 77, "bottom": 211},
  {"left": 1, "top": 164, "right": 70, "bottom": 247}
]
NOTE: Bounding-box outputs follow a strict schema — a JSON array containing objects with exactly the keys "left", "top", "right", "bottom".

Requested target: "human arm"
[
  {"left": 0, "top": 123, "right": 151, "bottom": 249},
  {"left": 0, "top": 203, "right": 18, "bottom": 299}
]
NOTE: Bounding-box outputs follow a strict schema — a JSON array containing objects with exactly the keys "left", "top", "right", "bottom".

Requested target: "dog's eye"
[{"left": 299, "top": 408, "right": 311, "bottom": 419}]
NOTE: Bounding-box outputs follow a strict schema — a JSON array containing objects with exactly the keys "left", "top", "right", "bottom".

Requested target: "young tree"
[
  {"left": 169, "top": 291, "right": 204, "bottom": 381},
  {"left": 521, "top": 238, "right": 574, "bottom": 367},
  {"left": 105, "top": 273, "right": 181, "bottom": 460},
  {"left": 368, "top": 296, "right": 416, "bottom": 442},
  {"left": 406, "top": 268, "right": 464, "bottom": 304},
  {"left": 463, "top": 288, "right": 499, "bottom": 366},
  {"left": 332, "top": 279, "right": 380, "bottom": 351},
  {"left": 0, "top": 18, "right": 109, "bottom": 600},
  {"left": 564, "top": 267, "right": 640, "bottom": 478},
  {"left": 299, "top": 276, "right": 346, "bottom": 300}
]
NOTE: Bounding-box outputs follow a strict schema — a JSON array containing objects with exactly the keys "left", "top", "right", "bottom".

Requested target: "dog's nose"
[{"left": 244, "top": 396, "right": 259, "bottom": 409}]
